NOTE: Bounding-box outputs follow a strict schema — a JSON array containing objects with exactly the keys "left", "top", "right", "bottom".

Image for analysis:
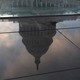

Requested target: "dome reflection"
[{"left": 19, "top": 21, "right": 57, "bottom": 70}]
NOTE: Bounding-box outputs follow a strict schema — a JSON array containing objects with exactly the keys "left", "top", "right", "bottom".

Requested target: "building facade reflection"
[
  {"left": 19, "top": 21, "right": 56, "bottom": 70},
  {"left": 12, "top": 0, "right": 79, "bottom": 8},
  {"left": 1, "top": 0, "right": 79, "bottom": 8},
  {"left": 0, "top": 0, "right": 80, "bottom": 17}
]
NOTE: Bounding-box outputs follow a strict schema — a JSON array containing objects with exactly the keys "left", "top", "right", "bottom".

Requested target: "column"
[
  {"left": 21, "top": 0, "right": 23, "bottom": 6},
  {"left": 28, "top": 0, "right": 31, "bottom": 7},
  {"left": 50, "top": 3, "right": 51, "bottom": 7},
  {"left": 12, "top": 0, "right": 14, "bottom": 7},
  {"left": 46, "top": 1, "right": 47, "bottom": 7},
  {"left": 36, "top": 0, "right": 38, "bottom": 7},
  {"left": 25, "top": 0, "right": 28, "bottom": 6},
  {"left": 41, "top": 2, "right": 43, "bottom": 7},
  {"left": 17, "top": 0, "right": 20, "bottom": 7},
  {"left": 31, "top": 0, "right": 33, "bottom": 7}
]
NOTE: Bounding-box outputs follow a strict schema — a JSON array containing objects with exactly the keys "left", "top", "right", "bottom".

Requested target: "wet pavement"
[{"left": 0, "top": 17, "right": 80, "bottom": 80}]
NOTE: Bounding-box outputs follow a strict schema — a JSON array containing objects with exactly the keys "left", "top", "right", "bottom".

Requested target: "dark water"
[{"left": 0, "top": 17, "right": 80, "bottom": 80}]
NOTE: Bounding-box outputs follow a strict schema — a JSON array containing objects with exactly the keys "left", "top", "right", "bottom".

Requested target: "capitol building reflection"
[
  {"left": 8, "top": 0, "right": 80, "bottom": 8},
  {"left": 0, "top": 0, "right": 80, "bottom": 8},
  {"left": 19, "top": 21, "right": 56, "bottom": 70},
  {"left": 0, "top": 0, "right": 80, "bottom": 16}
]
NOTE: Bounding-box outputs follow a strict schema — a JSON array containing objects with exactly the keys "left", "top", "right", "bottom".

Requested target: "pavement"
[{"left": 0, "top": 17, "right": 80, "bottom": 80}]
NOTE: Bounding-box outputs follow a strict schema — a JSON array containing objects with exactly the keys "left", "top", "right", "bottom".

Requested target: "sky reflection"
[
  {"left": 0, "top": 18, "right": 80, "bottom": 80},
  {"left": 59, "top": 29, "right": 80, "bottom": 48},
  {"left": 0, "top": 21, "right": 19, "bottom": 32},
  {"left": 0, "top": 18, "right": 80, "bottom": 33},
  {"left": 57, "top": 18, "right": 80, "bottom": 28}
]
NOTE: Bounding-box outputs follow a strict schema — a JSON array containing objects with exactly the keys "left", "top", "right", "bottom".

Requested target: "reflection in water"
[
  {"left": 0, "top": 0, "right": 80, "bottom": 17},
  {"left": 19, "top": 22, "right": 56, "bottom": 70}
]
